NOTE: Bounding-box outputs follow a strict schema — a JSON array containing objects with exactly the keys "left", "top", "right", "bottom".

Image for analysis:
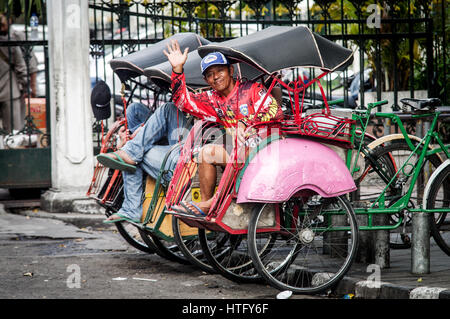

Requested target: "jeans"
[
  {"left": 126, "top": 102, "right": 152, "bottom": 134},
  {"left": 119, "top": 102, "right": 191, "bottom": 220}
]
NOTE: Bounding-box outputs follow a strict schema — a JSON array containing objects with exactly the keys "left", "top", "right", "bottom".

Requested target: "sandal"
[
  {"left": 97, "top": 151, "right": 136, "bottom": 173},
  {"left": 171, "top": 201, "right": 207, "bottom": 218},
  {"left": 103, "top": 213, "right": 140, "bottom": 224}
]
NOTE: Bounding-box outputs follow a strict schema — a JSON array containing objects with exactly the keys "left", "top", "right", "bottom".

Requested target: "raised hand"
[{"left": 163, "top": 39, "right": 189, "bottom": 74}]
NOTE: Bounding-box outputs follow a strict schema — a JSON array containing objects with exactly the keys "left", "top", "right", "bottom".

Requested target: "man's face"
[{"left": 203, "top": 65, "right": 234, "bottom": 96}]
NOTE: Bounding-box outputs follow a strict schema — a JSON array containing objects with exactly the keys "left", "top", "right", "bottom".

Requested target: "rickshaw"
[
  {"left": 87, "top": 32, "right": 211, "bottom": 257},
  {"left": 163, "top": 26, "right": 361, "bottom": 293}
]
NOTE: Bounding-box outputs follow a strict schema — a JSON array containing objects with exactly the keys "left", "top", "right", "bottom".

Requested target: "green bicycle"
[{"left": 349, "top": 97, "right": 449, "bottom": 255}]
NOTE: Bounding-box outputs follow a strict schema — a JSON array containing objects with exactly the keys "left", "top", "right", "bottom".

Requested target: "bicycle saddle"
[{"left": 400, "top": 98, "right": 441, "bottom": 112}]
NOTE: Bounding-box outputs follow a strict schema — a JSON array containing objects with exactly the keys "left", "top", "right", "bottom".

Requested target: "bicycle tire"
[
  {"left": 425, "top": 164, "right": 450, "bottom": 256},
  {"left": 368, "top": 141, "right": 444, "bottom": 249},
  {"left": 105, "top": 208, "right": 156, "bottom": 254},
  {"left": 171, "top": 215, "right": 217, "bottom": 273},
  {"left": 138, "top": 227, "right": 191, "bottom": 264},
  {"left": 198, "top": 226, "right": 272, "bottom": 284},
  {"left": 248, "top": 196, "right": 359, "bottom": 294}
]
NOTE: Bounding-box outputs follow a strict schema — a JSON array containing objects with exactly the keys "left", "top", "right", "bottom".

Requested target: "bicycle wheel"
[
  {"left": 172, "top": 215, "right": 218, "bottom": 273},
  {"left": 105, "top": 208, "right": 156, "bottom": 254},
  {"left": 425, "top": 164, "right": 450, "bottom": 256},
  {"left": 198, "top": 226, "right": 273, "bottom": 283},
  {"left": 248, "top": 196, "right": 358, "bottom": 294},
  {"left": 367, "top": 141, "right": 443, "bottom": 249},
  {"left": 138, "top": 227, "right": 191, "bottom": 264}
]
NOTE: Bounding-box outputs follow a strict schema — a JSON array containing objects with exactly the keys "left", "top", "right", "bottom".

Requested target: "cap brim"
[
  {"left": 92, "top": 104, "right": 111, "bottom": 121},
  {"left": 201, "top": 62, "right": 230, "bottom": 75}
]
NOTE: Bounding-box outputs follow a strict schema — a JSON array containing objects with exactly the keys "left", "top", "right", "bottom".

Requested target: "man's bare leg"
[
  {"left": 187, "top": 144, "right": 228, "bottom": 214},
  {"left": 196, "top": 161, "right": 217, "bottom": 212}
]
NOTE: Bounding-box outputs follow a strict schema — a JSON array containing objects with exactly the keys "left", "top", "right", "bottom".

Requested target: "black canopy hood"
[
  {"left": 109, "top": 33, "right": 210, "bottom": 83},
  {"left": 197, "top": 26, "right": 354, "bottom": 75}
]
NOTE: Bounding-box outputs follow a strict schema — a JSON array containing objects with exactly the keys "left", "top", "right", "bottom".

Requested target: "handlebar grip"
[
  {"left": 318, "top": 98, "right": 345, "bottom": 108},
  {"left": 367, "top": 100, "right": 389, "bottom": 108},
  {"left": 327, "top": 98, "right": 345, "bottom": 106}
]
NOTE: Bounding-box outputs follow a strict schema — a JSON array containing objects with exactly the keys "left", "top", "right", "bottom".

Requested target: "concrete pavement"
[
  {"left": 0, "top": 203, "right": 289, "bottom": 300},
  {"left": 1, "top": 202, "right": 449, "bottom": 299}
]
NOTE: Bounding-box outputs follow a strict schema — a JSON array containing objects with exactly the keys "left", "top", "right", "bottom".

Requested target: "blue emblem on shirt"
[{"left": 239, "top": 104, "right": 249, "bottom": 116}]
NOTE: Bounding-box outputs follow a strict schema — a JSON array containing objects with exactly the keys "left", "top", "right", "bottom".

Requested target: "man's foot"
[
  {"left": 105, "top": 149, "right": 136, "bottom": 164},
  {"left": 96, "top": 150, "right": 137, "bottom": 173},
  {"left": 103, "top": 213, "right": 140, "bottom": 224},
  {"left": 171, "top": 201, "right": 209, "bottom": 218},
  {"left": 188, "top": 199, "right": 212, "bottom": 214}
]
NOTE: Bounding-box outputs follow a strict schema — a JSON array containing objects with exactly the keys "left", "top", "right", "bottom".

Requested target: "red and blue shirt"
[{"left": 171, "top": 72, "right": 283, "bottom": 128}]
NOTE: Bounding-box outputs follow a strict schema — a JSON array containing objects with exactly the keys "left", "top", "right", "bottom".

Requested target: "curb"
[
  {"left": 14, "top": 209, "right": 108, "bottom": 229},
  {"left": 334, "top": 275, "right": 450, "bottom": 299}
]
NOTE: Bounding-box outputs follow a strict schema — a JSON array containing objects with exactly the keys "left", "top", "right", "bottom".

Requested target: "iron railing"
[
  {"left": 88, "top": 1, "right": 447, "bottom": 143},
  {"left": 0, "top": 1, "right": 447, "bottom": 150}
]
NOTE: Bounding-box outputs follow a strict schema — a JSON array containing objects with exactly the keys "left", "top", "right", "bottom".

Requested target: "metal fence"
[
  {"left": 0, "top": 0, "right": 447, "bottom": 188},
  {"left": 0, "top": 9, "right": 49, "bottom": 142},
  {"left": 0, "top": 5, "right": 50, "bottom": 190},
  {"left": 88, "top": 0, "right": 448, "bottom": 138}
]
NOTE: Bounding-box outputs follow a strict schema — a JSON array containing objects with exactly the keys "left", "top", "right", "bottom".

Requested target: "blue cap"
[{"left": 201, "top": 52, "right": 229, "bottom": 75}]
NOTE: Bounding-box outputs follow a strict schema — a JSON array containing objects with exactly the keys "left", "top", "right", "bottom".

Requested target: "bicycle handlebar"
[
  {"left": 310, "top": 98, "right": 346, "bottom": 110},
  {"left": 319, "top": 98, "right": 345, "bottom": 107},
  {"left": 367, "top": 100, "right": 389, "bottom": 109}
]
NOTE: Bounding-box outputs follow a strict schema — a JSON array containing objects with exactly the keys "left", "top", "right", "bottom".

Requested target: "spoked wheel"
[
  {"left": 248, "top": 195, "right": 359, "bottom": 294},
  {"left": 138, "top": 227, "right": 191, "bottom": 264},
  {"left": 198, "top": 226, "right": 274, "bottom": 283},
  {"left": 172, "top": 215, "right": 220, "bottom": 273},
  {"left": 105, "top": 209, "right": 156, "bottom": 254},
  {"left": 426, "top": 164, "right": 450, "bottom": 256}
]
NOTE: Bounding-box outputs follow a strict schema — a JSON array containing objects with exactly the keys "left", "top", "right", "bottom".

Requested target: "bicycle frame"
[{"left": 349, "top": 104, "right": 450, "bottom": 231}]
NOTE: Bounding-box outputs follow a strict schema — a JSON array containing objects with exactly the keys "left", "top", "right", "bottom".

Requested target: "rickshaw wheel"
[
  {"left": 137, "top": 228, "right": 191, "bottom": 264},
  {"left": 248, "top": 196, "right": 359, "bottom": 294},
  {"left": 105, "top": 208, "right": 156, "bottom": 254},
  {"left": 198, "top": 227, "right": 276, "bottom": 284},
  {"left": 172, "top": 215, "right": 218, "bottom": 273}
]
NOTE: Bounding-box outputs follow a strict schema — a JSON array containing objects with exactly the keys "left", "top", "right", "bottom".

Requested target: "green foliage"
[
  {"left": 431, "top": 0, "right": 450, "bottom": 104},
  {"left": 161, "top": 1, "right": 234, "bottom": 39},
  {"left": 194, "top": 1, "right": 230, "bottom": 38},
  {"left": 0, "top": 0, "right": 42, "bottom": 20},
  {"left": 310, "top": 0, "right": 448, "bottom": 103}
]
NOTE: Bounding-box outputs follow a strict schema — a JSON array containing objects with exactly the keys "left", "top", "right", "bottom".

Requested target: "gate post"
[
  {"left": 411, "top": 120, "right": 430, "bottom": 274},
  {"left": 41, "top": 0, "right": 95, "bottom": 213},
  {"left": 411, "top": 211, "right": 431, "bottom": 274}
]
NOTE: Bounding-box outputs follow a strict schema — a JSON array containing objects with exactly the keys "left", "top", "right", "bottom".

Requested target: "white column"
[{"left": 42, "top": 0, "right": 94, "bottom": 213}]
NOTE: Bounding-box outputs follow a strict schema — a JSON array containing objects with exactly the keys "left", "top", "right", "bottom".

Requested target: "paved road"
[{"left": 0, "top": 208, "right": 323, "bottom": 301}]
